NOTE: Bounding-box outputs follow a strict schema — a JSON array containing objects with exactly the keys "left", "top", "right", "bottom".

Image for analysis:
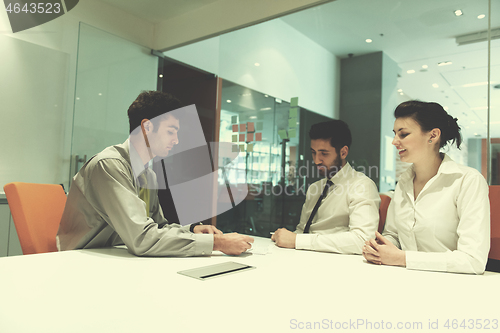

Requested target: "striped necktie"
[{"left": 138, "top": 173, "right": 150, "bottom": 217}]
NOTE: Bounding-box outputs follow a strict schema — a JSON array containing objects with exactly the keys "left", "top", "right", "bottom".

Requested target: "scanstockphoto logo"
[
  {"left": 130, "top": 105, "right": 248, "bottom": 227},
  {"left": 3, "top": 0, "right": 79, "bottom": 33}
]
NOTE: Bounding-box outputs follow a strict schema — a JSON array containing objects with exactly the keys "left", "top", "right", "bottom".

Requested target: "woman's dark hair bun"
[{"left": 394, "top": 100, "right": 462, "bottom": 149}]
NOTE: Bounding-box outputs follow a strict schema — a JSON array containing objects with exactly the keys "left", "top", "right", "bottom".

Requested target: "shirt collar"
[
  {"left": 128, "top": 139, "right": 151, "bottom": 179},
  {"left": 328, "top": 161, "right": 352, "bottom": 183},
  {"left": 399, "top": 153, "right": 462, "bottom": 183},
  {"left": 436, "top": 153, "right": 463, "bottom": 175}
]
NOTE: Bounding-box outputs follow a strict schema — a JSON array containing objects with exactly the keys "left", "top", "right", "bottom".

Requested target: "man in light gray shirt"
[{"left": 57, "top": 91, "right": 253, "bottom": 256}]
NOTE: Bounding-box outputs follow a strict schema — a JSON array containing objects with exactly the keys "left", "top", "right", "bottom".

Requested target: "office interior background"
[{"left": 0, "top": 0, "right": 498, "bottom": 256}]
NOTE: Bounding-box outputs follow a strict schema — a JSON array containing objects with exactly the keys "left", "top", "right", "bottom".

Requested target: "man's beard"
[{"left": 319, "top": 155, "right": 342, "bottom": 178}]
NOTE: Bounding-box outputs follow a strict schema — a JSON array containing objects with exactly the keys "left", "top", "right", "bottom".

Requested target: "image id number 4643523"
[
  {"left": 5, "top": 2, "right": 61, "bottom": 14},
  {"left": 443, "top": 319, "right": 498, "bottom": 330}
]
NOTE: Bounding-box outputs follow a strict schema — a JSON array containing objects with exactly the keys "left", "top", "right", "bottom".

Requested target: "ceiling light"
[
  {"left": 275, "top": 98, "right": 282, "bottom": 103},
  {"left": 227, "top": 100, "right": 231, "bottom": 103},
  {"left": 474, "top": 133, "right": 478, "bottom": 136},
  {"left": 422, "top": 65, "right": 428, "bottom": 69},
  {"left": 478, "top": 14, "right": 485, "bottom": 19},
  {"left": 399, "top": 92, "right": 404, "bottom": 95},
  {"left": 250, "top": 116, "right": 257, "bottom": 119},
  {"left": 264, "top": 94, "right": 269, "bottom": 97},
  {"left": 397, "top": 89, "right": 403, "bottom": 92},
  {"left": 260, "top": 107, "right": 272, "bottom": 111},
  {"left": 432, "top": 83, "right": 439, "bottom": 88},
  {"left": 98, "top": 93, "right": 102, "bottom": 96},
  {"left": 407, "top": 70, "right": 415, "bottom": 74},
  {"left": 454, "top": 9, "right": 463, "bottom": 16},
  {"left": 254, "top": 63, "right": 260, "bottom": 67},
  {"left": 462, "top": 81, "right": 490, "bottom": 87},
  {"left": 365, "top": 39, "right": 372, "bottom": 43},
  {"left": 438, "top": 61, "right": 452, "bottom": 66},
  {"left": 159, "top": 74, "right": 163, "bottom": 78},
  {"left": 456, "top": 28, "right": 500, "bottom": 45}
]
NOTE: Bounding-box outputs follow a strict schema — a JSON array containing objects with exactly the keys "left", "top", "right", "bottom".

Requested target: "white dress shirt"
[
  {"left": 383, "top": 154, "right": 490, "bottom": 274},
  {"left": 295, "top": 162, "right": 380, "bottom": 254}
]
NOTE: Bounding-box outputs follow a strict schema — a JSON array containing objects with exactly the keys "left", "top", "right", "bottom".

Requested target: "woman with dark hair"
[{"left": 363, "top": 100, "right": 490, "bottom": 274}]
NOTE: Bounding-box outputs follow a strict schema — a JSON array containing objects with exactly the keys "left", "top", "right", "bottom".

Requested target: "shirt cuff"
[
  {"left": 193, "top": 234, "right": 214, "bottom": 256},
  {"left": 295, "top": 233, "right": 315, "bottom": 250},
  {"left": 405, "top": 251, "right": 447, "bottom": 272}
]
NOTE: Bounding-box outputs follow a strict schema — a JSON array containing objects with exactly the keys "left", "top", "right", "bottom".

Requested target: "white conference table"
[{"left": 1, "top": 236, "right": 499, "bottom": 333}]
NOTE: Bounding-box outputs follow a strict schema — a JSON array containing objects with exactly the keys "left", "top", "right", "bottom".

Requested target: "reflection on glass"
[{"left": 216, "top": 80, "right": 304, "bottom": 236}]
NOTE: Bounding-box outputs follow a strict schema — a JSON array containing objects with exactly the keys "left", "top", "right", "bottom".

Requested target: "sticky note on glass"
[
  {"left": 290, "top": 97, "right": 299, "bottom": 107},
  {"left": 247, "top": 144, "right": 254, "bottom": 152},
  {"left": 240, "top": 145, "right": 245, "bottom": 152},
  {"left": 231, "top": 116, "right": 238, "bottom": 124},
  {"left": 289, "top": 107, "right": 298, "bottom": 118},
  {"left": 256, "top": 133, "right": 262, "bottom": 141},
  {"left": 232, "top": 135, "right": 237, "bottom": 142},
  {"left": 232, "top": 124, "right": 238, "bottom": 132},
  {"left": 278, "top": 130, "right": 288, "bottom": 140},
  {"left": 247, "top": 122, "right": 255, "bottom": 132},
  {"left": 247, "top": 133, "right": 254, "bottom": 142},
  {"left": 239, "top": 134, "right": 245, "bottom": 142},
  {"left": 240, "top": 124, "right": 246, "bottom": 132},
  {"left": 256, "top": 122, "right": 263, "bottom": 131},
  {"left": 289, "top": 118, "right": 297, "bottom": 128},
  {"left": 232, "top": 144, "right": 239, "bottom": 152},
  {"left": 289, "top": 129, "right": 297, "bottom": 138}
]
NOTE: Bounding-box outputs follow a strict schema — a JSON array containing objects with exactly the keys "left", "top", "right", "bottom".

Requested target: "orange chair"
[
  {"left": 489, "top": 185, "right": 500, "bottom": 261},
  {"left": 3, "top": 182, "right": 66, "bottom": 255},
  {"left": 378, "top": 194, "right": 392, "bottom": 234}
]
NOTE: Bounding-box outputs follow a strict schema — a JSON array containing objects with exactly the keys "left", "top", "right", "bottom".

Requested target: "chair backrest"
[
  {"left": 3, "top": 182, "right": 67, "bottom": 255},
  {"left": 378, "top": 194, "right": 392, "bottom": 234},
  {"left": 489, "top": 185, "right": 500, "bottom": 260}
]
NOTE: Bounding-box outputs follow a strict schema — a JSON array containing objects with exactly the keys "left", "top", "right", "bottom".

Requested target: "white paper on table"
[{"left": 248, "top": 237, "right": 273, "bottom": 255}]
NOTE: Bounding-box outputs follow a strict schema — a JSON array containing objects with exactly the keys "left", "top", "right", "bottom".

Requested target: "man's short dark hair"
[
  {"left": 309, "top": 120, "right": 352, "bottom": 153},
  {"left": 127, "top": 91, "right": 182, "bottom": 133}
]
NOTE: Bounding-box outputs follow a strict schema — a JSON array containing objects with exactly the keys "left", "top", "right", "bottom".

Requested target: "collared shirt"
[
  {"left": 295, "top": 162, "right": 380, "bottom": 254},
  {"left": 57, "top": 139, "right": 213, "bottom": 257},
  {"left": 383, "top": 154, "right": 490, "bottom": 274}
]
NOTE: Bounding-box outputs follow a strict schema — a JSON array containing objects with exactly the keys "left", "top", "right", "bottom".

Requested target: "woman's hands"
[{"left": 363, "top": 231, "right": 406, "bottom": 267}]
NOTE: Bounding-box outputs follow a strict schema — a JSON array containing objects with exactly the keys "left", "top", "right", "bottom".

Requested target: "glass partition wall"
[
  {"left": 215, "top": 80, "right": 307, "bottom": 236},
  {"left": 70, "top": 23, "right": 158, "bottom": 183},
  {"left": 164, "top": 0, "right": 498, "bottom": 236}
]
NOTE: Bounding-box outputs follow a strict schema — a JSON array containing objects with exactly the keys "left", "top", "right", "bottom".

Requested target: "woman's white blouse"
[{"left": 383, "top": 154, "right": 490, "bottom": 274}]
